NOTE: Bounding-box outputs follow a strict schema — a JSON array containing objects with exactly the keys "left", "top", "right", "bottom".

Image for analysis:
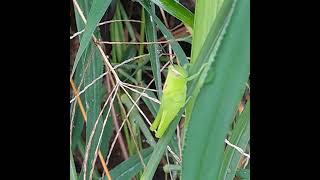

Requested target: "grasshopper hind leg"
[
  {"left": 155, "top": 111, "right": 169, "bottom": 138},
  {"left": 150, "top": 107, "right": 163, "bottom": 132}
]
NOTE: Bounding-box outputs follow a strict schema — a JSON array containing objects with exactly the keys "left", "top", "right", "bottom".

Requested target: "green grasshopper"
[{"left": 150, "top": 64, "right": 206, "bottom": 138}]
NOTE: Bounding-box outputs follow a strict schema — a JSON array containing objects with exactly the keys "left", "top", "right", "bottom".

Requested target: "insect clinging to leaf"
[
  {"left": 150, "top": 63, "right": 208, "bottom": 138},
  {"left": 150, "top": 64, "right": 188, "bottom": 138}
]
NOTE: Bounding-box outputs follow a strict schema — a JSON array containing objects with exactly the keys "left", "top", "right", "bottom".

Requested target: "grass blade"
[
  {"left": 71, "top": 0, "right": 87, "bottom": 151},
  {"left": 220, "top": 100, "right": 250, "bottom": 180},
  {"left": 108, "top": 147, "right": 153, "bottom": 180},
  {"left": 163, "top": 164, "right": 181, "bottom": 173},
  {"left": 85, "top": 41, "right": 103, "bottom": 141},
  {"left": 71, "top": 0, "right": 113, "bottom": 79},
  {"left": 236, "top": 169, "right": 250, "bottom": 180},
  {"left": 110, "top": 2, "right": 126, "bottom": 63},
  {"left": 143, "top": 0, "right": 162, "bottom": 98},
  {"left": 140, "top": 82, "right": 159, "bottom": 118},
  {"left": 71, "top": 101, "right": 85, "bottom": 150},
  {"left": 121, "top": 94, "right": 156, "bottom": 147},
  {"left": 138, "top": 0, "right": 188, "bottom": 66},
  {"left": 99, "top": 112, "right": 114, "bottom": 156},
  {"left": 119, "top": 2, "right": 137, "bottom": 41},
  {"left": 122, "top": 91, "right": 179, "bottom": 161},
  {"left": 182, "top": 0, "right": 250, "bottom": 179},
  {"left": 83, "top": 42, "right": 104, "bottom": 179},
  {"left": 140, "top": 108, "right": 184, "bottom": 180},
  {"left": 150, "top": 0, "right": 194, "bottom": 28},
  {"left": 78, "top": 138, "right": 102, "bottom": 179},
  {"left": 70, "top": 149, "right": 79, "bottom": 180}
]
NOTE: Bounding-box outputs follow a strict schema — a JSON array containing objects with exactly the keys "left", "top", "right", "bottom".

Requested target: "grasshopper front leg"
[{"left": 186, "top": 63, "right": 209, "bottom": 82}]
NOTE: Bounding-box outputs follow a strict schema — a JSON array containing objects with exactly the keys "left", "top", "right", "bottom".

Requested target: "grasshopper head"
[{"left": 169, "top": 65, "right": 188, "bottom": 79}]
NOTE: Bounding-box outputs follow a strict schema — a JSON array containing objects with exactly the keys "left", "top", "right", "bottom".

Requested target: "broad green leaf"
[
  {"left": 185, "top": 0, "right": 234, "bottom": 127},
  {"left": 191, "top": 0, "right": 224, "bottom": 62},
  {"left": 182, "top": 0, "right": 250, "bottom": 179}
]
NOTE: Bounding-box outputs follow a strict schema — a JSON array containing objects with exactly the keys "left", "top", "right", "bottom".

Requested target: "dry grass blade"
[
  {"left": 106, "top": 113, "right": 128, "bottom": 165},
  {"left": 70, "top": 53, "right": 148, "bottom": 104},
  {"left": 121, "top": 82, "right": 158, "bottom": 92},
  {"left": 121, "top": 83, "right": 161, "bottom": 104},
  {"left": 118, "top": 103, "right": 147, "bottom": 168},
  {"left": 120, "top": 85, "right": 152, "bottom": 125},
  {"left": 70, "top": 71, "right": 109, "bottom": 103},
  {"left": 106, "top": 61, "right": 181, "bottom": 166},
  {"left": 97, "top": 36, "right": 190, "bottom": 45},
  {"left": 71, "top": 0, "right": 120, "bottom": 83},
  {"left": 70, "top": 79, "right": 112, "bottom": 180},
  {"left": 105, "top": 74, "right": 129, "bottom": 161},
  {"left": 224, "top": 139, "right": 250, "bottom": 158},
  {"left": 83, "top": 83, "right": 119, "bottom": 180},
  {"left": 113, "top": 54, "right": 149, "bottom": 69},
  {"left": 166, "top": 150, "right": 174, "bottom": 180},
  {"left": 70, "top": 98, "right": 78, "bottom": 145},
  {"left": 70, "top": 19, "right": 143, "bottom": 40}
]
